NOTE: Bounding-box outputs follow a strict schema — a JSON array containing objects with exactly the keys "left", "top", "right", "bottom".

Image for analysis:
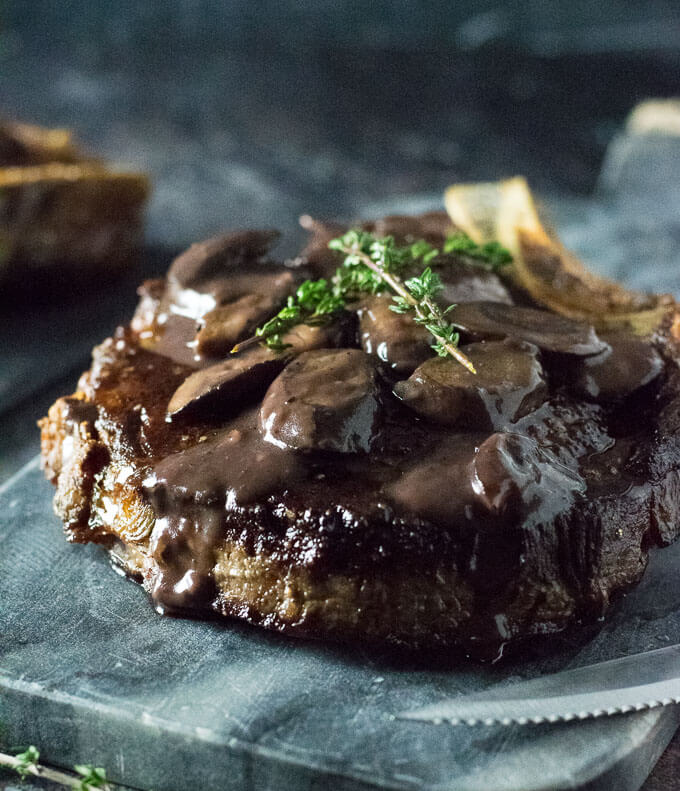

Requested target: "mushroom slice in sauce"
[
  {"left": 168, "top": 267, "right": 296, "bottom": 323},
  {"left": 164, "top": 229, "right": 296, "bottom": 322},
  {"left": 385, "top": 431, "right": 584, "bottom": 527},
  {"left": 168, "top": 349, "right": 285, "bottom": 420},
  {"left": 437, "top": 265, "right": 513, "bottom": 306},
  {"left": 572, "top": 333, "right": 664, "bottom": 401},
  {"left": 470, "top": 432, "right": 585, "bottom": 517},
  {"left": 195, "top": 293, "right": 280, "bottom": 358},
  {"left": 394, "top": 339, "right": 546, "bottom": 429},
  {"left": 168, "top": 324, "right": 333, "bottom": 420},
  {"left": 357, "top": 294, "right": 432, "bottom": 374},
  {"left": 168, "top": 229, "right": 281, "bottom": 289},
  {"left": 366, "top": 211, "right": 454, "bottom": 246},
  {"left": 451, "top": 301, "right": 607, "bottom": 355},
  {"left": 259, "top": 349, "right": 382, "bottom": 453}
]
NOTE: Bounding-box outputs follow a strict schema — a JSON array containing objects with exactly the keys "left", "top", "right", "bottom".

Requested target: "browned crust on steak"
[{"left": 40, "top": 390, "right": 479, "bottom": 647}]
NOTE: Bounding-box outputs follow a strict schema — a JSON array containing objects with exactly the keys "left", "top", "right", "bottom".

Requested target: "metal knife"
[{"left": 399, "top": 645, "right": 680, "bottom": 726}]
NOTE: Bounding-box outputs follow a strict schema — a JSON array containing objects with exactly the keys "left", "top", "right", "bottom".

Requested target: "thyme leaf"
[
  {"left": 74, "top": 764, "right": 109, "bottom": 790},
  {"left": 443, "top": 231, "right": 512, "bottom": 270},
  {"left": 0, "top": 745, "right": 109, "bottom": 790},
  {"left": 14, "top": 745, "right": 40, "bottom": 779}
]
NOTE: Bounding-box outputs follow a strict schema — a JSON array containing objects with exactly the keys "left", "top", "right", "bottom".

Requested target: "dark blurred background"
[{"left": 2, "top": 0, "right": 680, "bottom": 248}]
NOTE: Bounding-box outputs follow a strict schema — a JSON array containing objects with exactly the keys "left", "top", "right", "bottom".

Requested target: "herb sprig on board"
[
  {"left": 232, "top": 228, "right": 512, "bottom": 373},
  {"left": 0, "top": 745, "right": 110, "bottom": 790}
]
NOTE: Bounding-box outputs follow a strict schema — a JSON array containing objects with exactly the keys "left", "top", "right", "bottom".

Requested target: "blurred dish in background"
[{"left": 0, "top": 118, "right": 149, "bottom": 293}]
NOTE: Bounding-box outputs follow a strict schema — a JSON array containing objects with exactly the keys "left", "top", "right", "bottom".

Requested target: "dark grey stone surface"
[
  {"left": 2, "top": 16, "right": 679, "bottom": 248},
  {"left": 1, "top": 461, "right": 680, "bottom": 791},
  {"left": 7, "top": 0, "right": 680, "bottom": 53}
]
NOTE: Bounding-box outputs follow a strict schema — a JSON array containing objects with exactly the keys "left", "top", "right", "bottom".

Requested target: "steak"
[{"left": 40, "top": 183, "right": 680, "bottom": 658}]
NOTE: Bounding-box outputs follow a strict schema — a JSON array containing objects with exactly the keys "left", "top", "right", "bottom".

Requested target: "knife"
[{"left": 399, "top": 645, "right": 680, "bottom": 725}]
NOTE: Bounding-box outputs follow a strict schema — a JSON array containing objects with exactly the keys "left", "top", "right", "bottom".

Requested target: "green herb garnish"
[
  {"left": 251, "top": 278, "right": 344, "bottom": 353},
  {"left": 13, "top": 745, "right": 40, "bottom": 779},
  {"left": 443, "top": 231, "right": 512, "bottom": 270},
  {"left": 74, "top": 764, "right": 109, "bottom": 790},
  {"left": 0, "top": 745, "right": 109, "bottom": 789},
  {"left": 232, "top": 228, "right": 512, "bottom": 372}
]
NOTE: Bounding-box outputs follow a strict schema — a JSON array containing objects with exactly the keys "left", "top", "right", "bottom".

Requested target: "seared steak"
[{"left": 40, "top": 183, "right": 680, "bottom": 657}]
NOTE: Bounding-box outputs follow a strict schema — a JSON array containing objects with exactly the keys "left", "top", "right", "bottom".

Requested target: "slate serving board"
[{"left": 1, "top": 459, "right": 680, "bottom": 791}]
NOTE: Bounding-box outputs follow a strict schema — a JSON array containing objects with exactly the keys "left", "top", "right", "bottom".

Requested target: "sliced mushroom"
[
  {"left": 357, "top": 294, "right": 432, "bottom": 374},
  {"left": 572, "top": 333, "right": 664, "bottom": 401},
  {"left": 168, "top": 324, "right": 334, "bottom": 419},
  {"left": 383, "top": 434, "right": 483, "bottom": 525},
  {"left": 195, "top": 293, "right": 280, "bottom": 358},
  {"left": 394, "top": 339, "right": 546, "bottom": 429},
  {"left": 259, "top": 349, "right": 382, "bottom": 453},
  {"left": 470, "top": 432, "right": 585, "bottom": 517},
  {"left": 203, "top": 269, "right": 295, "bottom": 314},
  {"left": 168, "top": 267, "right": 296, "bottom": 323},
  {"left": 168, "top": 348, "right": 285, "bottom": 420},
  {"left": 298, "top": 215, "right": 348, "bottom": 278},
  {"left": 164, "top": 229, "right": 296, "bottom": 322},
  {"left": 450, "top": 301, "right": 607, "bottom": 355},
  {"left": 437, "top": 264, "right": 513, "bottom": 306},
  {"left": 168, "top": 229, "right": 280, "bottom": 289}
]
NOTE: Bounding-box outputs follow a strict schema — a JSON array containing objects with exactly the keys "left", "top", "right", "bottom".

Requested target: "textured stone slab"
[{"left": 1, "top": 460, "right": 680, "bottom": 791}]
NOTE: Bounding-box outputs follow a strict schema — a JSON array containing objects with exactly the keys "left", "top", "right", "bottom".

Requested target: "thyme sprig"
[
  {"left": 232, "top": 278, "right": 344, "bottom": 354},
  {"left": 443, "top": 231, "right": 512, "bottom": 270},
  {"left": 231, "top": 228, "right": 511, "bottom": 373},
  {"left": 0, "top": 745, "right": 109, "bottom": 790},
  {"left": 391, "top": 268, "right": 461, "bottom": 359},
  {"left": 13, "top": 745, "right": 39, "bottom": 779},
  {"left": 329, "top": 232, "right": 476, "bottom": 373}
]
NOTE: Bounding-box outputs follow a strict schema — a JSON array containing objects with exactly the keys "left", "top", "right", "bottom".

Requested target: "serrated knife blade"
[{"left": 399, "top": 645, "right": 680, "bottom": 725}]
